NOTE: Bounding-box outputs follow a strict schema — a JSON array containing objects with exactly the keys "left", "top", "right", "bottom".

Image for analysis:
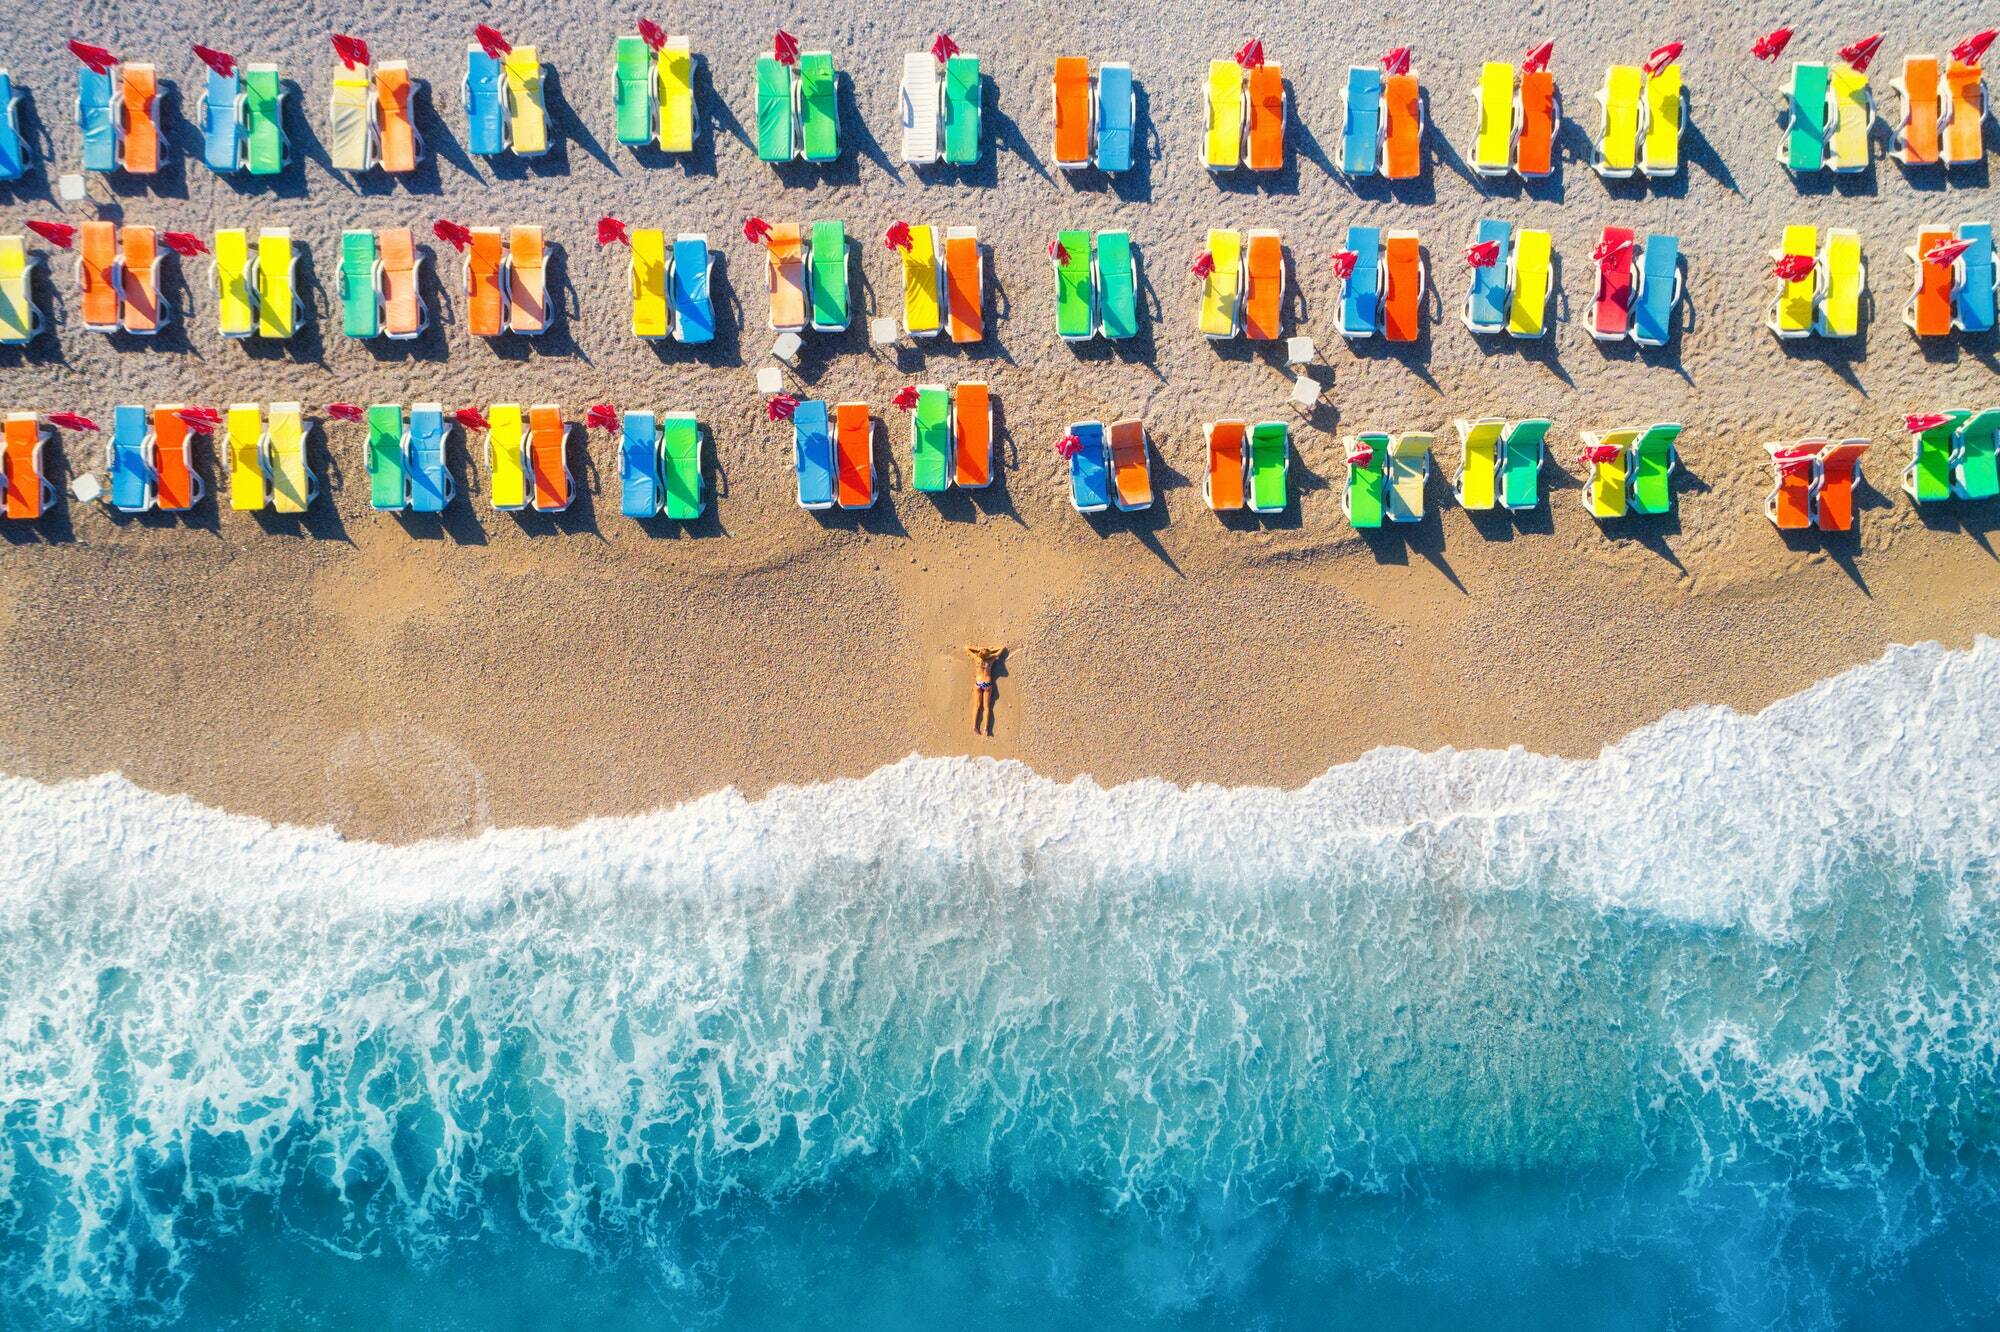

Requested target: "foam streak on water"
[{"left": 2, "top": 640, "right": 1998, "bottom": 1330}]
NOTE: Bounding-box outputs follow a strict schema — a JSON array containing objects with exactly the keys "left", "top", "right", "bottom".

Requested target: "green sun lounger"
[
  {"left": 912, "top": 385, "right": 951, "bottom": 492},
  {"left": 1953, "top": 408, "right": 2000, "bottom": 501},
  {"left": 942, "top": 55, "right": 980, "bottom": 164},
  {"left": 661, "top": 413, "right": 703, "bottom": 519},
  {"left": 615, "top": 36, "right": 654, "bottom": 146},
  {"left": 243, "top": 65, "right": 285, "bottom": 176},
  {"left": 810, "top": 220, "right": 848, "bottom": 331},
  {"left": 1629, "top": 422, "right": 1683, "bottom": 515},
  {"left": 1345, "top": 434, "right": 1387, "bottom": 529},
  {"left": 1904, "top": 409, "right": 1968, "bottom": 503},
  {"left": 1055, "top": 229, "right": 1094, "bottom": 340},
  {"left": 366, "top": 403, "right": 407, "bottom": 511},
  {"left": 1248, "top": 421, "right": 1289, "bottom": 513},
  {"left": 1782, "top": 63, "right": 1829, "bottom": 173},
  {"left": 1096, "top": 229, "right": 1137, "bottom": 340},
  {"left": 341, "top": 230, "right": 379, "bottom": 339},
  {"left": 1501, "top": 419, "right": 1551, "bottom": 510},
  {"left": 756, "top": 57, "right": 795, "bottom": 161},
  {"left": 799, "top": 52, "right": 839, "bottom": 161}
]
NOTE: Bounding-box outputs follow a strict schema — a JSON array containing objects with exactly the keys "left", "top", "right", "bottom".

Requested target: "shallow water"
[{"left": 3, "top": 639, "right": 1997, "bottom": 1330}]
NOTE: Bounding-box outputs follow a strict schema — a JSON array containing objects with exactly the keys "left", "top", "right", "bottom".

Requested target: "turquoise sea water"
[{"left": 2, "top": 640, "right": 1997, "bottom": 1330}]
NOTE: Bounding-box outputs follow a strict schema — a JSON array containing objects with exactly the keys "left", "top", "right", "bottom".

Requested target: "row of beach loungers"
[{"left": 5, "top": 39, "right": 1992, "bottom": 185}]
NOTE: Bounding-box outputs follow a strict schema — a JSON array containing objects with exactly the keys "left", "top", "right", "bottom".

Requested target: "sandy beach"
[{"left": 1, "top": 0, "right": 1998, "bottom": 841}]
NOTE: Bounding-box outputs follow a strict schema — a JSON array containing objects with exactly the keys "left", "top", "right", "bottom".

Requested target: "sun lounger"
[
  {"left": 0, "top": 235, "right": 42, "bottom": 345},
  {"left": 1204, "top": 420, "right": 1245, "bottom": 511},
  {"left": 120, "top": 63, "right": 158, "bottom": 174},
  {"left": 1382, "top": 230, "right": 1424, "bottom": 344},
  {"left": 78, "top": 220, "right": 119, "bottom": 332},
  {"left": 486, "top": 404, "right": 528, "bottom": 510},
  {"left": 1246, "top": 420, "right": 1289, "bottom": 513},
  {"left": 619, "top": 408, "right": 658, "bottom": 516},
  {"left": 505, "top": 226, "right": 547, "bottom": 334},
  {"left": 1055, "top": 228, "right": 1095, "bottom": 340},
  {"left": 671, "top": 234, "right": 714, "bottom": 343},
  {"left": 1461, "top": 218, "right": 1511, "bottom": 334},
  {"left": 1340, "top": 66, "right": 1383, "bottom": 175},
  {"left": 1381, "top": 71, "right": 1422, "bottom": 180},
  {"left": 3, "top": 414, "right": 51, "bottom": 519},
  {"left": 1827, "top": 62, "right": 1872, "bottom": 172},
  {"left": 1814, "top": 439, "right": 1870, "bottom": 531},
  {"left": 792, "top": 399, "right": 833, "bottom": 509},
  {"left": 504, "top": 47, "right": 548, "bottom": 156},
  {"left": 1592, "top": 65, "right": 1642, "bottom": 177},
  {"left": 1199, "top": 228, "right": 1243, "bottom": 338},
  {"left": 328, "top": 63, "right": 374, "bottom": 171},
  {"left": 835, "top": 402, "right": 873, "bottom": 508},
  {"left": 253, "top": 229, "right": 296, "bottom": 340},
  {"left": 1454, "top": 417, "right": 1504, "bottom": 510},
  {"left": 901, "top": 51, "right": 940, "bottom": 164},
  {"left": 0, "top": 69, "right": 27, "bottom": 180},
  {"left": 658, "top": 36, "right": 696, "bottom": 152},
  {"left": 1640, "top": 60, "right": 1683, "bottom": 176},
  {"left": 1109, "top": 418, "right": 1152, "bottom": 509},
  {"left": 341, "top": 230, "right": 379, "bottom": 338},
  {"left": 1628, "top": 422, "right": 1681, "bottom": 515},
  {"left": 528, "top": 404, "right": 570, "bottom": 511},
  {"left": 1507, "top": 228, "right": 1552, "bottom": 339},
  {"left": 465, "top": 227, "right": 504, "bottom": 337},
  {"left": 1205, "top": 60, "right": 1245, "bottom": 170},
  {"left": 1245, "top": 63, "right": 1284, "bottom": 171},
  {"left": 1095, "top": 63, "right": 1135, "bottom": 171},
  {"left": 78, "top": 64, "right": 116, "bottom": 172},
  {"left": 265, "top": 404, "right": 313, "bottom": 514},
  {"left": 1581, "top": 427, "right": 1636, "bottom": 519},
  {"left": 943, "top": 54, "right": 980, "bottom": 165},
  {"left": 212, "top": 228, "right": 254, "bottom": 338},
  {"left": 376, "top": 63, "right": 420, "bottom": 172},
  {"left": 1338, "top": 226, "right": 1382, "bottom": 338},
  {"left": 1764, "top": 440, "right": 1819, "bottom": 529},
  {"left": 1906, "top": 226, "right": 1956, "bottom": 338},
  {"left": 799, "top": 51, "right": 839, "bottom": 162},
  {"left": 755, "top": 56, "right": 795, "bottom": 162},
  {"left": 1384, "top": 432, "right": 1431, "bottom": 521},
  {"left": 946, "top": 226, "right": 982, "bottom": 343},
  {"left": 1516, "top": 67, "right": 1558, "bottom": 178},
  {"left": 614, "top": 35, "right": 654, "bottom": 147},
  {"left": 1067, "top": 421, "right": 1108, "bottom": 512},
  {"left": 1944, "top": 60, "right": 1986, "bottom": 166},
  {"left": 1472, "top": 62, "right": 1514, "bottom": 176},
  {"left": 379, "top": 228, "right": 425, "bottom": 339},
  {"left": 630, "top": 229, "right": 668, "bottom": 338},
  {"left": 1500, "top": 418, "right": 1550, "bottom": 510},
  {"left": 407, "top": 404, "right": 450, "bottom": 513},
  {"left": 1095, "top": 230, "right": 1137, "bottom": 340},
  {"left": 225, "top": 404, "right": 266, "bottom": 510},
  {"left": 809, "top": 219, "right": 848, "bottom": 331},
  {"left": 1343, "top": 434, "right": 1387, "bottom": 529},
  {"left": 1952, "top": 408, "right": 2000, "bottom": 501},
  {"left": 912, "top": 384, "right": 951, "bottom": 492},
  {"left": 1955, "top": 222, "right": 1996, "bottom": 333},
  {"left": 151, "top": 405, "right": 202, "bottom": 511},
  {"left": 953, "top": 382, "right": 992, "bottom": 487},
  {"left": 243, "top": 64, "right": 286, "bottom": 176},
  {"left": 1052, "top": 57, "right": 1092, "bottom": 169},
  {"left": 765, "top": 222, "right": 807, "bottom": 332},
  {"left": 117, "top": 226, "right": 167, "bottom": 335},
  {"left": 1767, "top": 224, "right": 1818, "bottom": 338},
  {"left": 465, "top": 47, "right": 504, "bottom": 155},
  {"left": 901, "top": 224, "right": 942, "bottom": 337},
  {"left": 108, "top": 404, "right": 152, "bottom": 512},
  {"left": 660, "top": 413, "right": 702, "bottom": 519},
  {"left": 1590, "top": 225, "right": 1634, "bottom": 341},
  {"left": 1630, "top": 232, "right": 1682, "bottom": 347},
  {"left": 1243, "top": 230, "right": 1284, "bottom": 341},
  {"left": 365, "top": 403, "right": 406, "bottom": 511},
  {"left": 1902, "top": 408, "right": 1968, "bottom": 503},
  {"left": 1816, "top": 228, "right": 1865, "bottom": 338},
  {"left": 1779, "top": 63, "right": 1829, "bottom": 173},
  {"left": 1892, "top": 56, "right": 1941, "bottom": 165}
]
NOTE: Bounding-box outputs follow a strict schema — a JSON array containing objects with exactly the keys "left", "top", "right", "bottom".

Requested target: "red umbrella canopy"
[
  {"left": 586, "top": 404, "right": 620, "bottom": 433},
  {"left": 161, "top": 231, "right": 208, "bottom": 258},
  {"left": 884, "top": 221, "right": 914, "bottom": 252},
  {"left": 742, "top": 216, "right": 773, "bottom": 245},
  {"left": 48, "top": 412, "right": 100, "bottom": 432},
  {"left": 331, "top": 34, "right": 371, "bottom": 69},
  {"left": 1643, "top": 42, "right": 1683, "bottom": 76},
  {"left": 433, "top": 220, "right": 473, "bottom": 252},
  {"left": 67, "top": 41, "right": 117, "bottom": 75},
  {"left": 1953, "top": 30, "right": 1997, "bottom": 65},
  {"left": 455, "top": 407, "right": 490, "bottom": 431},
  {"left": 1926, "top": 238, "right": 1975, "bottom": 268},
  {"left": 1047, "top": 238, "right": 1069, "bottom": 265},
  {"left": 892, "top": 386, "right": 920, "bottom": 411},
  {"left": 24, "top": 220, "right": 77, "bottom": 249},
  {"left": 1054, "top": 433, "right": 1082, "bottom": 459},
  {"left": 193, "top": 44, "right": 236, "bottom": 78},
  {"left": 1190, "top": 250, "right": 1216, "bottom": 278},
  {"left": 1906, "top": 413, "right": 1950, "bottom": 434},
  {"left": 1233, "top": 39, "right": 1265, "bottom": 70},
  {"left": 1750, "top": 27, "right": 1793, "bottom": 61},
  {"left": 638, "top": 20, "right": 668, "bottom": 52},
  {"left": 930, "top": 33, "right": 960, "bottom": 63},
  {"left": 1771, "top": 253, "right": 1815, "bottom": 282},
  {"left": 767, "top": 394, "right": 800, "bottom": 421},
  {"left": 474, "top": 24, "right": 511, "bottom": 59},
  {"left": 175, "top": 407, "right": 223, "bottom": 432},
  {"left": 1838, "top": 33, "right": 1883, "bottom": 73},
  {"left": 1331, "top": 249, "right": 1358, "bottom": 279},
  {"left": 327, "top": 402, "right": 366, "bottom": 424},
  {"left": 1465, "top": 240, "right": 1501, "bottom": 268},
  {"left": 597, "top": 216, "right": 630, "bottom": 247},
  {"left": 1380, "top": 46, "right": 1412, "bottom": 76},
  {"left": 773, "top": 30, "right": 800, "bottom": 66},
  {"left": 1521, "top": 41, "right": 1553, "bottom": 74}
]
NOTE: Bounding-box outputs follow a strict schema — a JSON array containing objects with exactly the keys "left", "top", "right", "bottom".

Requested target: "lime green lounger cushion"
[
  {"left": 756, "top": 58, "right": 794, "bottom": 161},
  {"left": 798, "top": 53, "right": 838, "bottom": 161},
  {"left": 660, "top": 413, "right": 703, "bottom": 519},
  {"left": 912, "top": 387, "right": 951, "bottom": 492}
]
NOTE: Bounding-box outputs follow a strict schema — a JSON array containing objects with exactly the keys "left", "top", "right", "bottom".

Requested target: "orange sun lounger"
[
  {"left": 1893, "top": 56, "right": 1941, "bottom": 164},
  {"left": 528, "top": 404, "right": 570, "bottom": 510},
  {"left": 152, "top": 405, "right": 200, "bottom": 511},
  {"left": 1383, "top": 230, "right": 1423, "bottom": 343},
  {"left": 79, "top": 220, "right": 119, "bottom": 331},
  {"left": 1944, "top": 61, "right": 1986, "bottom": 165},
  {"left": 1765, "top": 441, "right": 1821, "bottom": 530},
  {"left": 1382, "top": 71, "right": 1423, "bottom": 179},
  {"left": 953, "top": 381, "right": 991, "bottom": 487},
  {"left": 119, "top": 226, "right": 165, "bottom": 334},
  {"left": 1815, "top": 440, "right": 1870, "bottom": 531},
  {"left": 121, "top": 63, "right": 159, "bottom": 174},
  {"left": 1246, "top": 64, "right": 1284, "bottom": 170},
  {"left": 3, "top": 413, "right": 48, "bottom": 519},
  {"left": 1908, "top": 226, "right": 1956, "bottom": 337},
  {"left": 766, "top": 223, "right": 807, "bottom": 332},
  {"left": 1053, "top": 57, "right": 1092, "bottom": 168},
  {"left": 1206, "top": 419, "right": 1246, "bottom": 510},
  {"left": 1242, "top": 230, "right": 1283, "bottom": 341},
  {"left": 1517, "top": 68, "right": 1557, "bottom": 177},
  {"left": 376, "top": 62, "right": 419, "bottom": 172},
  {"left": 946, "top": 227, "right": 982, "bottom": 343},
  {"left": 835, "top": 401, "right": 874, "bottom": 507},
  {"left": 466, "top": 227, "right": 504, "bottom": 336},
  {"left": 380, "top": 227, "right": 424, "bottom": 337},
  {"left": 507, "top": 225, "right": 548, "bottom": 334}
]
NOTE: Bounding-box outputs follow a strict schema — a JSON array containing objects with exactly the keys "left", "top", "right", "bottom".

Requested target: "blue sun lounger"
[
  {"left": 1461, "top": 218, "right": 1513, "bottom": 333},
  {"left": 1338, "top": 226, "right": 1383, "bottom": 338},
  {"left": 109, "top": 404, "right": 152, "bottom": 512},
  {"left": 464, "top": 48, "right": 504, "bottom": 155},
  {"left": 793, "top": 399, "right": 834, "bottom": 509},
  {"left": 621, "top": 410, "right": 659, "bottom": 517},
  {"left": 670, "top": 235, "right": 714, "bottom": 344},
  {"left": 1340, "top": 67, "right": 1383, "bottom": 175},
  {"left": 200, "top": 66, "right": 241, "bottom": 172},
  {"left": 1068, "top": 421, "right": 1109, "bottom": 512},
  {"left": 1955, "top": 222, "right": 1996, "bottom": 335},
  {"left": 1094, "top": 63, "right": 1134, "bottom": 171},
  {"left": 1630, "top": 232, "right": 1681, "bottom": 347},
  {"left": 0, "top": 70, "right": 27, "bottom": 180},
  {"left": 407, "top": 404, "right": 451, "bottom": 513},
  {"left": 79, "top": 65, "right": 116, "bottom": 172}
]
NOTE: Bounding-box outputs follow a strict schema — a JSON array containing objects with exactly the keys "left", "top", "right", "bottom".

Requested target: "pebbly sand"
[{"left": 1, "top": 0, "right": 1997, "bottom": 842}]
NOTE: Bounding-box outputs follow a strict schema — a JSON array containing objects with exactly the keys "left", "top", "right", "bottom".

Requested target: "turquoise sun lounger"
[
  {"left": 1462, "top": 218, "right": 1513, "bottom": 333},
  {"left": 1094, "top": 63, "right": 1134, "bottom": 171},
  {"left": 109, "top": 405, "right": 151, "bottom": 512},
  {"left": 341, "top": 231, "right": 379, "bottom": 339},
  {"left": 0, "top": 69, "right": 25, "bottom": 180},
  {"left": 942, "top": 54, "right": 980, "bottom": 164},
  {"left": 793, "top": 399, "right": 833, "bottom": 509},
  {"left": 1954, "top": 408, "right": 2000, "bottom": 501},
  {"left": 465, "top": 49, "right": 504, "bottom": 155},
  {"left": 1781, "top": 63, "right": 1829, "bottom": 174},
  {"left": 1068, "top": 421, "right": 1109, "bottom": 512},
  {"left": 79, "top": 66, "right": 115, "bottom": 172},
  {"left": 1501, "top": 419, "right": 1551, "bottom": 510},
  {"left": 366, "top": 404, "right": 407, "bottom": 511},
  {"left": 408, "top": 404, "right": 450, "bottom": 513},
  {"left": 1955, "top": 223, "right": 1996, "bottom": 334},
  {"left": 661, "top": 413, "right": 702, "bottom": 519},
  {"left": 1096, "top": 230, "right": 1137, "bottom": 339},
  {"left": 621, "top": 409, "right": 659, "bottom": 517},
  {"left": 1340, "top": 67, "right": 1383, "bottom": 175},
  {"left": 1339, "top": 226, "right": 1383, "bottom": 338},
  {"left": 670, "top": 235, "right": 714, "bottom": 343},
  {"left": 201, "top": 66, "right": 241, "bottom": 172},
  {"left": 1631, "top": 233, "right": 1681, "bottom": 347}
]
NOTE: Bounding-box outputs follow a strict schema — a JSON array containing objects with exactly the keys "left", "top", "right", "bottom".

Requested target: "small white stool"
[
  {"left": 1289, "top": 375, "right": 1322, "bottom": 409},
  {"left": 869, "top": 316, "right": 899, "bottom": 346},
  {"left": 754, "top": 366, "right": 785, "bottom": 395}
]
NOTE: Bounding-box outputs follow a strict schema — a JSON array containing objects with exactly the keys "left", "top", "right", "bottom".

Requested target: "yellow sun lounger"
[
  {"left": 266, "top": 403, "right": 313, "bottom": 513},
  {"left": 1385, "top": 432, "right": 1432, "bottom": 522},
  {"left": 1507, "top": 228, "right": 1552, "bottom": 338},
  {"left": 0, "top": 234, "right": 40, "bottom": 344},
  {"left": 1767, "top": 224, "right": 1818, "bottom": 337},
  {"left": 213, "top": 228, "right": 255, "bottom": 338},
  {"left": 631, "top": 227, "right": 668, "bottom": 337},
  {"left": 1205, "top": 60, "right": 1245, "bottom": 170},
  {"left": 1199, "top": 228, "right": 1243, "bottom": 338},
  {"left": 1827, "top": 62, "right": 1872, "bottom": 172},
  {"left": 1816, "top": 228, "right": 1865, "bottom": 338},
  {"left": 1580, "top": 427, "right": 1637, "bottom": 518},
  {"left": 901, "top": 224, "right": 942, "bottom": 337},
  {"left": 1454, "top": 417, "right": 1505, "bottom": 510},
  {"left": 256, "top": 229, "right": 296, "bottom": 339},
  {"left": 1641, "top": 61, "right": 1683, "bottom": 176},
  {"left": 658, "top": 36, "right": 695, "bottom": 152},
  {"left": 328, "top": 65, "right": 376, "bottom": 170},
  {"left": 227, "top": 404, "right": 266, "bottom": 511},
  {"left": 486, "top": 403, "right": 529, "bottom": 509},
  {"left": 1594, "top": 64, "right": 1642, "bottom": 177},
  {"left": 504, "top": 46, "right": 548, "bottom": 156},
  {"left": 1471, "top": 61, "right": 1514, "bottom": 176}
]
